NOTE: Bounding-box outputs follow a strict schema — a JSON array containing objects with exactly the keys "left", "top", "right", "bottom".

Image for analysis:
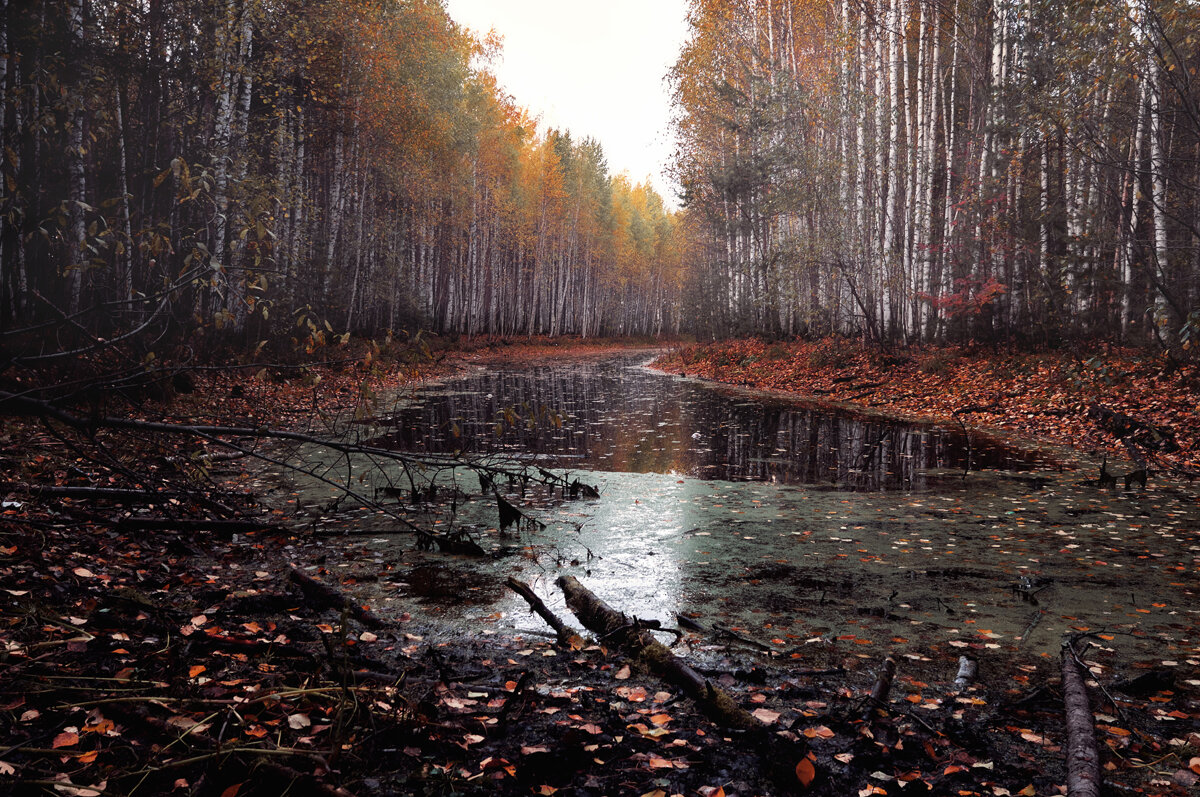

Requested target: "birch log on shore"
[
  {"left": 556, "top": 574, "right": 758, "bottom": 730},
  {"left": 288, "top": 567, "right": 387, "bottom": 630},
  {"left": 1061, "top": 640, "right": 1102, "bottom": 797},
  {"left": 506, "top": 577, "right": 578, "bottom": 646}
]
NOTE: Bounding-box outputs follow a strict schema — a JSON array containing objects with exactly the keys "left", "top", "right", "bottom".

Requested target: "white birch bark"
[
  {"left": 66, "top": 0, "right": 87, "bottom": 313},
  {"left": 1148, "top": 46, "right": 1170, "bottom": 321}
]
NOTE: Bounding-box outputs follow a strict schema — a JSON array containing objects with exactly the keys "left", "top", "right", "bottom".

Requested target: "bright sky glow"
[{"left": 443, "top": 0, "right": 690, "bottom": 208}]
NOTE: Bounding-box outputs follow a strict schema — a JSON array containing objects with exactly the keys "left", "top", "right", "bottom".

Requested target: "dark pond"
[{"left": 366, "top": 354, "right": 1045, "bottom": 490}]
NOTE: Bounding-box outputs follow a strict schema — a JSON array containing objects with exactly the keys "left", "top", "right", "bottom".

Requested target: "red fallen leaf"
[
  {"left": 697, "top": 788, "right": 726, "bottom": 797},
  {"left": 615, "top": 686, "right": 648, "bottom": 702},
  {"left": 76, "top": 750, "right": 98, "bottom": 764},
  {"left": 649, "top": 713, "right": 671, "bottom": 725},
  {"left": 52, "top": 731, "right": 79, "bottom": 749},
  {"left": 220, "top": 784, "right": 241, "bottom": 797},
  {"left": 628, "top": 722, "right": 670, "bottom": 739},
  {"left": 82, "top": 719, "right": 113, "bottom": 735},
  {"left": 188, "top": 665, "right": 206, "bottom": 678},
  {"left": 1189, "top": 756, "right": 1200, "bottom": 775},
  {"left": 795, "top": 756, "right": 816, "bottom": 788},
  {"left": 244, "top": 726, "right": 268, "bottom": 738},
  {"left": 803, "top": 725, "right": 835, "bottom": 739},
  {"left": 647, "top": 756, "right": 676, "bottom": 769},
  {"left": 614, "top": 665, "right": 631, "bottom": 680},
  {"left": 483, "top": 758, "right": 516, "bottom": 777}
]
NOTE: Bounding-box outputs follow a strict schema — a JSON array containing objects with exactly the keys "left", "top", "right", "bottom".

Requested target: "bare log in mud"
[
  {"left": 115, "top": 517, "right": 277, "bottom": 534},
  {"left": 506, "top": 577, "right": 578, "bottom": 645},
  {"left": 954, "top": 656, "right": 978, "bottom": 690},
  {"left": 1061, "top": 639, "right": 1102, "bottom": 797},
  {"left": 0, "top": 482, "right": 183, "bottom": 502},
  {"left": 1087, "top": 404, "right": 1179, "bottom": 453},
  {"left": 288, "top": 567, "right": 387, "bottom": 629},
  {"left": 863, "top": 655, "right": 897, "bottom": 721},
  {"left": 556, "top": 574, "right": 759, "bottom": 730}
]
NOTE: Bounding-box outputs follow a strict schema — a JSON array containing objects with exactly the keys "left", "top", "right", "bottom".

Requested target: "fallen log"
[
  {"left": 506, "top": 577, "right": 577, "bottom": 646},
  {"left": 0, "top": 482, "right": 180, "bottom": 502},
  {"left": 1087, "top": 404, "right": 1178, "bottom": 453},
  {"left": 556, "top": 574, "right": 758, "bottom": 730},
  {"left": 863, "top": 655, "right": 897, "bottom": 721},
  {"left": 953, "top": 656, "right": 978, "bottom": 691},
  {"left": 713, "top": 622, "right": 776, "bottom": 653},
  {"left": 116, "top": 517, "right": 277, "bottom": 534},
  {"left": 288, "top": 567, "right": 387, "bottom": 629},
  {"left": 1061, "top": 639, "right": 1102, "bottom": 797}
]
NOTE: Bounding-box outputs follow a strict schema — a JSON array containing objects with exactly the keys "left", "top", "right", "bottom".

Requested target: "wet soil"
[{"left": 4, "top": 343, "right": 1200, "bottom": 796}]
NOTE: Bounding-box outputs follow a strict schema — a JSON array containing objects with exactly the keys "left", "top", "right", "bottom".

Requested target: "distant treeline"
[{"left": 0, "top": 0, "right": 683, "bottom": 349}]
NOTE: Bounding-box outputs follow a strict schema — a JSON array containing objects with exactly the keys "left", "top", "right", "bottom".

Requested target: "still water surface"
[
  {"left": 366, "top": 354, "right": 1041, "bottom": 491},
  {"left": 290, "top": 354, "right": 1198, "bottom": 672}
]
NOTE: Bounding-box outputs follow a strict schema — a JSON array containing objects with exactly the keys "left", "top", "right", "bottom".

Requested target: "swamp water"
[{"left": 281, "top": 354, "right": 1200, "bottom": 675}]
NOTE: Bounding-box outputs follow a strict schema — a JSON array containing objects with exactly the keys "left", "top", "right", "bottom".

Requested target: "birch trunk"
[
  {"left": 1148, "top": 49, "right": 1170, "bottom": 322},
  {"left": 66, "top": 0, "right": 87, "bottom": 313}
]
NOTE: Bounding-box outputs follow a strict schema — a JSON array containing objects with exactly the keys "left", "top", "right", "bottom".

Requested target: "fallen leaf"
[
  {"left": 287, "top": 713, "right": 311, "bottom": 730},
  {"left": 188, "top": 665, "right": 206, "bottom": 678},
  {"left": 796, "top": 756, "right": 816, "bottom": 787},
  {"left": 752, "top": 708, "right": 781, "bottom": 724},
  {"left": 614, "top": 665, "right": 631, "bottom": 680},
  {"left": 52, "top": 731, "right": 79, "bottom": 749}
]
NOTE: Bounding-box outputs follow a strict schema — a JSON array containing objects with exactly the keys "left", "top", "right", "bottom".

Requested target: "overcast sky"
[{"left": 443, "top": 0, "right": 690, "bottom": 208}]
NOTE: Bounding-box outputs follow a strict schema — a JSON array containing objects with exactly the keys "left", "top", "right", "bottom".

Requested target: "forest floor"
[{"left": 1, "top": 336, "right": 1199, "bottom": 796}]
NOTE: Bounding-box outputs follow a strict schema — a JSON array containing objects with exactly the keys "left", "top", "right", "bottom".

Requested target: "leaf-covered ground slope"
[{"left": 655, "top": 339, "right": 1200, "bottom": 475}]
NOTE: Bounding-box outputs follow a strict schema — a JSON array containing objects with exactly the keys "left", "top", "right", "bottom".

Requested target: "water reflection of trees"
[{"left": 367, "top": 361, "right": 1029, "bottom": 490}]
